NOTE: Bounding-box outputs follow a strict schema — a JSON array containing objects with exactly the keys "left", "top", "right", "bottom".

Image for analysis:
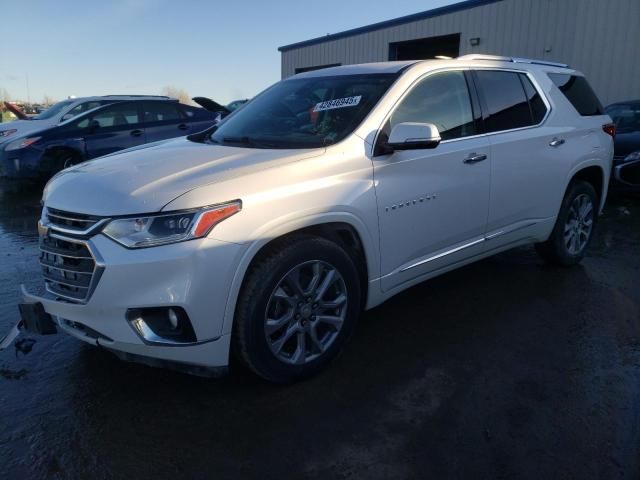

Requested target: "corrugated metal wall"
[{"left": 280, "top": 0, "right": 640, "bottom": 105}]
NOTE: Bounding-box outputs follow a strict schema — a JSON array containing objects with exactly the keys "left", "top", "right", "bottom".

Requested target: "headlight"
[
  {"left": 5, "top": 136, "right": 41, "bottom": 151},
  {"left": 0, "top": 129, "right": 17, "bottom": 138},
  {"left": 102, "top": 201, "right": 242, "bottom": 248},
  {"left": 624, "top": 151, "right": 640, "bottom": 163}
]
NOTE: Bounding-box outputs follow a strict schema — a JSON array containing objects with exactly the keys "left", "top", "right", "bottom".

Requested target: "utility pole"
[{"left": 25, "top": 73, "right": 30, "bottom": 104}]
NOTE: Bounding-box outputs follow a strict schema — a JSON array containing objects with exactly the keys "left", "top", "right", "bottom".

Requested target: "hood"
[
  {"left": 0, "top": 119, "right": 51, "bottom": 144},
  {"left": 44, "top": 137, "right": 324, "bottom": 216},
  {"left": 192, "top": 97, "right": 231, "bottom": 115}
]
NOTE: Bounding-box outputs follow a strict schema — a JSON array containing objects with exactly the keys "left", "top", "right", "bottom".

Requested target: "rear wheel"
[
  {"left": 233, "top": 235, "right": 361, "bottom": 383},
  {"left": 535, "top": 180, "right": 598, "bottom": 266}
]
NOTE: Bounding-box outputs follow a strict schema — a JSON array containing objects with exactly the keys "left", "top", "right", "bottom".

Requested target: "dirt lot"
[{"left": 0, "top": 186, "right": 638, "bottom": 479}]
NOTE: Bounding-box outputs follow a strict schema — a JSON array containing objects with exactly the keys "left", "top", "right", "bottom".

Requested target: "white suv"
[{"left": 24, "top": 55, "right": 614, "bottom": 382}]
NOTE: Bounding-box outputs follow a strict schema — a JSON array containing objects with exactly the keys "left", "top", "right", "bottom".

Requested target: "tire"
[
  {"left": 40, "top": 149, "right": 83, "bottom": 179},
  {"left": 233, "top": 235, "right": 361, "bottom": 383},
  {"left": 535, "top": 180, "right": 598, "bottom": 266}
]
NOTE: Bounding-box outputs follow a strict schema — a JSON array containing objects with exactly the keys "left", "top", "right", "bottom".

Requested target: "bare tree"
[{"left": 161, "top": 86, "right": 192, "bottom": 105}]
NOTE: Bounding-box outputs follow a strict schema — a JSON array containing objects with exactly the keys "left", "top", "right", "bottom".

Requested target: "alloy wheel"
[
  {"left": 564, "top": 193, "right": 594, "bottom": 255},
  {"left": 264, "top": 260, "right": 348, "bottom": 365}
]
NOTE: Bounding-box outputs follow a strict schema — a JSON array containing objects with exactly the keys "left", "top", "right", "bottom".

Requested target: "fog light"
[
  {"left": 126, "top": 307, "right": 196, "bottom": 345},
  {"left": 168, "top": 308, "right": 179, "bottom": 329}
]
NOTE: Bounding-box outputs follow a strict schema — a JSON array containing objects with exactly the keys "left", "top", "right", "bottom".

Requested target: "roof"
[
  {"left": 290, "top": 61, "right": 419, "bottom": 78},
  {"left": 278, "top": 0, "right": 503, "bottom": 52},
  {"left": 66, "top": 95, "right": 175, "bottom": 102},
  {"left": 289, "top": 55, "right": 573, "bottom": 79}
]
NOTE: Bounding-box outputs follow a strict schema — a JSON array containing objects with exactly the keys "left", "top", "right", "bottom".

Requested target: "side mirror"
[
  {"left": 61, "top": 113, "right": 73, "bottom": 122},
  {"left": 387, "top": 122, "right": 441, "bottom": 150}
]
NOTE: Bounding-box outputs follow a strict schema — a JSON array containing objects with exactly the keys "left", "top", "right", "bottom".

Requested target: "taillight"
[{"left": 603, "top": 123, "right": 616, "bottom": 138}]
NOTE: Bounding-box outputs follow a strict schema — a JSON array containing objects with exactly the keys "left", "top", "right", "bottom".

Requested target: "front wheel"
[
  {"left": 233, "top": 235, "right": 361, "bottom": 383},
  {"left": 535, "top": 180, "right": 598, "bottom": 266}
]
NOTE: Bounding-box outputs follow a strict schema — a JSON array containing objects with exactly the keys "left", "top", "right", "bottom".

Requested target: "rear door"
[
  {"left": 471, "top": 69, "right": 566, "bottom": 245},
  {"left": 180, "top": 104, "right": 220, "bottom": 132},
  {"left": 81, "top": 102, "right": 145, "bottom": 158},
  {"left": 142, "top": 101, "right": 189, "bottom": 142}
]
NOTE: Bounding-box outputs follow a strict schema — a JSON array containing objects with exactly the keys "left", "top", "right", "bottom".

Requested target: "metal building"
[{"left": 278, "top": 0, "right": 640, "bottom": 105}]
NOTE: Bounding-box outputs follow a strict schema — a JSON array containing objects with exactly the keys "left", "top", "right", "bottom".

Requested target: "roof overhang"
[{"left": 278, "top": 0, "right": 503, "bottom": 52}]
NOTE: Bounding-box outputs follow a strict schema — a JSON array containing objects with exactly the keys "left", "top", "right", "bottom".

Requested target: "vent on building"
[
  {"left": 389, "top": 33, "right": 461, "bottom": 61},
  {"left": 295, "top": 63, "right": 342, "bottom": 74}
]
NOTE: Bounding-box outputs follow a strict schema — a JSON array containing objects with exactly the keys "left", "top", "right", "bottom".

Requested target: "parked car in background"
[
  {"left": 0, "top": 97, "right": 223, "bottom": 179},
  {"left": 0, "top": 96, "right": 174, "bottom": 144},
  {"left": 227, "top": 99, "right": 249, "bottom": 111},
  {"left": 605, "top": 101, "right": 640, "bottom": 190},
  {"left": 21, "top": 56, "right": 613, "bottom": 383}
]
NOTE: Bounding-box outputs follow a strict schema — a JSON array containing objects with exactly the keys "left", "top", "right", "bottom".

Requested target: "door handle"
[
  {"left": 130, "top": 129, "right": 143, "bottom": 137},
  {"left": 549, "top": 137, "right": 565, "bottom": 147},
  {"left": 463, "top": 153, "right": 487, "bottom": 164},
  {"left": 178, "top": 123, "right": 189, "bottom": 131}
]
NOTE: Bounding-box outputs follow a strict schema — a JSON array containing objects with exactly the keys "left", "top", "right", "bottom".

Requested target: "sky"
[{"left": 2, "top": 0, "right": 458, "bottom": 104}]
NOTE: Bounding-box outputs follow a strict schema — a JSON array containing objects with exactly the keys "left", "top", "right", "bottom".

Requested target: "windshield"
[
  {"left": 210, "top": 74, "right": 397, "bottom": 149},
  {"left": 33, "top": 99, "right": 75, "bottom": 120},
  {"left": 606, "top": 104, "right": 640, "bottom": 133}
]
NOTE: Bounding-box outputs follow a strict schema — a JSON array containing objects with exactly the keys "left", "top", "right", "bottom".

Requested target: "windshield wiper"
[
  {"left": 222, "top": 136, "right": 279, "bottom": 149},
  {"left": 222, "top": 136, "right": 256, "bottom": 146}
]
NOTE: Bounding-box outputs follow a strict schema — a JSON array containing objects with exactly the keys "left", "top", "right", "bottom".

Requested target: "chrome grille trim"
[
  {"left": 45, "top": 208, "right": 109, "bottom": 236},
  {"left": 39, "top": 229, "right": 104, "bottom": 304}
]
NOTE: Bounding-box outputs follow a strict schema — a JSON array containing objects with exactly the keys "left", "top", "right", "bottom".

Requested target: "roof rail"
[
  {"left": 457, "top": 54, "right": 570, "bottom": 68},
  {"left": 102, "top": 95, "right": 174, "bottom": 99}
]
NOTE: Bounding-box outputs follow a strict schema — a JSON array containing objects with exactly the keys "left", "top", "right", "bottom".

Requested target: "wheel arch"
[
  {"left": 40, "top": 144, "right": 85, "bottom": 175},
  {"left": 219, "top": 213, "right": 380, "bottom": 337},
  {"left": 567, "top": 162, "right": 607, "bottom": 213}
]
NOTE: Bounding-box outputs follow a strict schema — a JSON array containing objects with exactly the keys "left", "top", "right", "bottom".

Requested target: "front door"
[
  {"left": 82, "top": 102, "right": 145, "bottom": 158},
  {"left": 373, "top": 70, "right": 491, "bottom": 292}
]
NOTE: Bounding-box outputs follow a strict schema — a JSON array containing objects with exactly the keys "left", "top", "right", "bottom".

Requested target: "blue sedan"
[{"left": 0, "top": 98, "right": 222, "bottom": 180}]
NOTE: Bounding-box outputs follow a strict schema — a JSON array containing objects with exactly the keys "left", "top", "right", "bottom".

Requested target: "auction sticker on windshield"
[{"left": 313, "top": 95, "right": 362, "bottom": 112}]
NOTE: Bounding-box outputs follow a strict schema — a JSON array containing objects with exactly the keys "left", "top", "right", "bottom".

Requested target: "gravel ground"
[{"left": 0, "top": 185, "right": 638, "bottom": 479}]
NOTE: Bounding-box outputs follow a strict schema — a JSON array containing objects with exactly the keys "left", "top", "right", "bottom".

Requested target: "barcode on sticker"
[{"left": 313, "top": 95, "right": 362, "bottom": 112}]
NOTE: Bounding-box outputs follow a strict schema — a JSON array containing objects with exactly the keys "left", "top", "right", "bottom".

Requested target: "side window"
[
  {"left": 68, "top": 101, "right": 101, "bottom": 117},
  {"left": 520, "top": 75, "right": 548, "bottom": 124},
  {"left": 389, "top": 71, "right": 476, "bottom": 141},
  {"left": 180, "top": 104, "right": 208, "bottom": 120},
  {"left": 475, "top": 71, "right": 533, "bottom": 132},
  {"left": 90, "top": 103, "right": 141, "bottom": 128},
  {"left": 548, "top": 74, "right": 603, "bottom": 116},
  {"left": 143, "top": 102, "right": 183, "bottom": 123}
]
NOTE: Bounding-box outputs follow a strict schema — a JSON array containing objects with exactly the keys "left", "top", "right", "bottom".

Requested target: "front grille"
[
  {"left": 46, "top": 208, "right": 103, "bottom": 234},
  {"left": 39, "top": 233, "right": 99, "bottom": 302}
]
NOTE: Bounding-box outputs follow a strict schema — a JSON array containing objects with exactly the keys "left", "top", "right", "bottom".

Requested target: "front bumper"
[
  {"left": 0, "top": 146, "right": 43, "bottom": 179},
  {"left": 23, "top": 233, "right": 246, "bottom": 369},
  {"left": 613, "top": 157, "right": 640, "bottom": 190}
]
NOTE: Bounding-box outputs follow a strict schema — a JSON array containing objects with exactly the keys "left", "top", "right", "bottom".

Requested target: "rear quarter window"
[{"left": 548, "top": 73, "right": 604, "bottom": 116}]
